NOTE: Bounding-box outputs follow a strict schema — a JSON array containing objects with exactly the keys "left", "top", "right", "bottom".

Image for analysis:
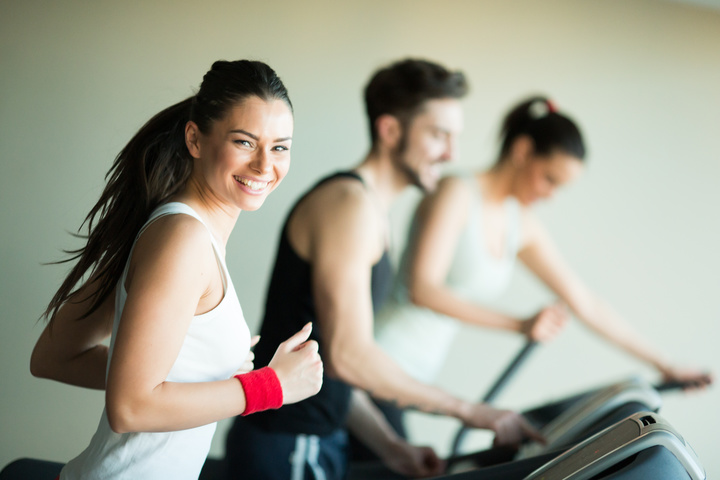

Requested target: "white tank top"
[
  {"left": 375, "top": 176, "right": 521, "bottom": 383},
  {"left": 60, "top": 202, "right": 250, "bottom": 480}
]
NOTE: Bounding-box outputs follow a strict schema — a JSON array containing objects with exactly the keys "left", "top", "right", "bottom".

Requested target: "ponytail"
[
  {"left": 43, "top": 97, "right": 194, "bottom": 324},
  {"left": 497, "top": 96, "right": 585, "bottom": 164}
]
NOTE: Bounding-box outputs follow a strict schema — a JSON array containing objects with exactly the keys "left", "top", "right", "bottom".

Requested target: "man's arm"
[
  {"left": 346, "top": 389, "right": 444, "bottom": 477},
  {"left": 308, "top": 184, "right": 462, "bottom": 414},
  {"left": 303, "top": 182, "right": 541, "bottom": 444}
]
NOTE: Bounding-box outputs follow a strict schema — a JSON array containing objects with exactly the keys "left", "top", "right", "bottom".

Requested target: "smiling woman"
[
  {"left": 29, "top": 60, "right": 323, "bottom": 480},
  {"left": 188, "top": 96, "right": 293, "bottom": 212}
]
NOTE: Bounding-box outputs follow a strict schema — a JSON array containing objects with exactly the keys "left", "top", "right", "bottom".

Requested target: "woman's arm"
[
  {"left": 518, "top": 211, "right": 712, "bottom": 386},
  {"left": 103, "top": 215, "right": 321, "bottom": 433},
  {"left": 31, "top": 276, "right": 115, "bottom": 390},
  {"left": 407, "top": 177, "right": 565, "bottom": 340}
]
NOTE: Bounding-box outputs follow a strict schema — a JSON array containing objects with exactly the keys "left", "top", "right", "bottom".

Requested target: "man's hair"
[{"left": 364, "top": 58, "right": 468, "bottom": 148}]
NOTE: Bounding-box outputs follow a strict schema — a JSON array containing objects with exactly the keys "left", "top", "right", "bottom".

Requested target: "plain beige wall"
[{"left": 1, "top": 0, "right": 719, "bottom": 475}]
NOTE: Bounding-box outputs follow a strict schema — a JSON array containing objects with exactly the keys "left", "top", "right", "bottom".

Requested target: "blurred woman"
[{"left": 375, "top": 95, "right": 711, "bottom": 391}]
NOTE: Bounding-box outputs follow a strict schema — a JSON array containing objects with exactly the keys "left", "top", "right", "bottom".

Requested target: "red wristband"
[{"left": 235, "top": 367, "right": 283, "bottom": 416}]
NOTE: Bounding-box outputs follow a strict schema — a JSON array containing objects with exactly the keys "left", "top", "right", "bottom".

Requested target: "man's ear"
[
  {"left": 509, "top": 134, "right": 534, "bottom": 168},
  {"left": 185, "top": 121, "right": 202, "bottom": 159},
  {"left": 375, "top": 114, "right": 402, "bottom": 151}
]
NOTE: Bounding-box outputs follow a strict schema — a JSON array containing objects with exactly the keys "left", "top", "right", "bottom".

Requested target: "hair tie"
[{"left": 529, "top": 98, "right": 557, "bottom": 119}]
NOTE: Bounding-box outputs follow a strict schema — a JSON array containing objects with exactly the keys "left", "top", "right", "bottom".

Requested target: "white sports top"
[
  {"left": 60, "top": 202, "right": 250, "bottom": 480},
  {"left": 375, "top": 176, "right": 522, "bottom": 383}
]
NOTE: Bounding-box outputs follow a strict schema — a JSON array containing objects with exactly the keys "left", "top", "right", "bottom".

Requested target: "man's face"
[{"left": 392, "top": 98, "right": 464, "bottom": 192}]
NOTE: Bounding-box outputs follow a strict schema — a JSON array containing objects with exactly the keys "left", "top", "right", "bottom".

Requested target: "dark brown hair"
[
  {"left": 364, "top": 58, "right": 468, "bottom": 150},
  {"left": 44, "top": 60, "right": 291, "bottom": 325},
  {"left": 497, "top": 95, "right": 585, "bottom": 164}
]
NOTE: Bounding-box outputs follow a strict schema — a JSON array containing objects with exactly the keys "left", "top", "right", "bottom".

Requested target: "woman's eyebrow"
[
  {"left": 230, "top": 129, "right": 258, "bottom": 140},
  {"left": 230, "top": 129, "right": 292, "bottom": 142}
]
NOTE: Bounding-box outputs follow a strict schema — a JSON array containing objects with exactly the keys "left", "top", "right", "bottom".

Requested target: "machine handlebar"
[{"left": 450, "top": 341, "right": 538, "bottom": 457}]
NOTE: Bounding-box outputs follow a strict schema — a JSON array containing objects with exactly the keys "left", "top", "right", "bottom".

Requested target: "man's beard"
[{"left": 390, "top": 135, "right": 429, "bottom": 193}]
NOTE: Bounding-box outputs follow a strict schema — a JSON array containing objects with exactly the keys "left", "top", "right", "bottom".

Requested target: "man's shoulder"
[
  {"left": 311, "top": 172, "right": 366, "bottom": 197},
  {"left": 301, "top": 174, "right": 374, "bottom": 220},
  {"left": 287, "top": 172, "right": 381, "bottom": 262}
]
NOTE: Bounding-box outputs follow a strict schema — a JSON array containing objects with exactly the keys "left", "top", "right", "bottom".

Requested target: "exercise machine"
[
  {"left": 348, "top": 411, "right": 706, "bottom": 479},
  {"left": 451, "top": 341, "right": 695, "bottom": 460},
  {"left": 523, "top": 411, "right": 706, "bottom": 479}
]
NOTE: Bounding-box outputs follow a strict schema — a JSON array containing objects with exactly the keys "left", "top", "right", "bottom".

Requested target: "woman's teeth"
[{"left": 235, "top": 177, "right": 268, "bottom": 191}]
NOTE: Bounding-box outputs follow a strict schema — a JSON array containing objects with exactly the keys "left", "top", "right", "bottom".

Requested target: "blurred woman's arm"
[
  {"left": 407, "top": 176, "right": 565, "bottom": 340},
  {"left": 518, "top": 211, "right": 712, "bottom": 387}
]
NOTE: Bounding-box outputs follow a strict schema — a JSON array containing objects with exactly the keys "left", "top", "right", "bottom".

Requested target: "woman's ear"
[
  {"left": 509, "top": 134, "right": 535, "bottom": 168},
  {"left": 375, "top": 114, "right": 402, "bottom": 151},
  {"left": 185, "top": 121, "right": 202, "bottom": 159}
]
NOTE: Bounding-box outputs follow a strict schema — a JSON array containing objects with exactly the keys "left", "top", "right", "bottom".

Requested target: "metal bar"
[{"left": 449, "top": 341, "right": 538, "bottom": 457}]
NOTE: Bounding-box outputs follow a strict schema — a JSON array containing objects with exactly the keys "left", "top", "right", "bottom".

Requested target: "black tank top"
[{"left": 248, "top": 171, "right": 393, "bottom": 436}]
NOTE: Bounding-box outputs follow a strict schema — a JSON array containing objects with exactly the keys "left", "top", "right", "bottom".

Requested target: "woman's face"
[
  {"left": 513, "top": 150, "right": 583, "bottom": 206},
  {"left": 190, "top": 96, "right": 294, "bottom": 212}
]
